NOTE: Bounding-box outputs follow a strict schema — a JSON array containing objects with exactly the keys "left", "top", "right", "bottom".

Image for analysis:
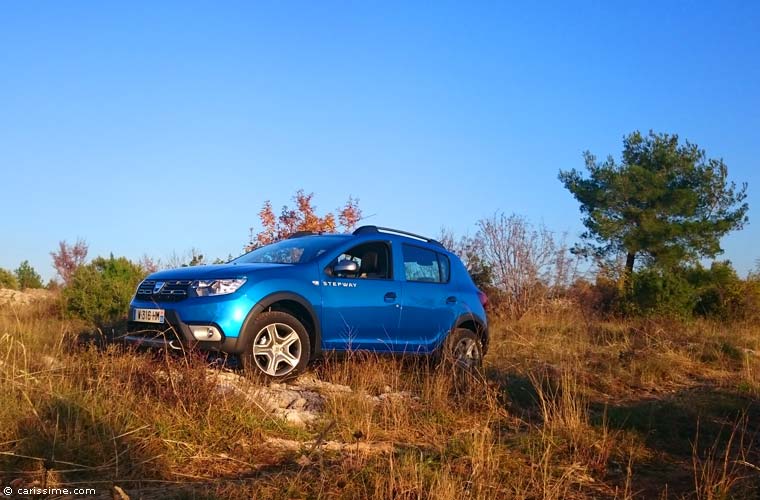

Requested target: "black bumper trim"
[{"left": 121, "top": 309, "right": 244, "bottom": 353}]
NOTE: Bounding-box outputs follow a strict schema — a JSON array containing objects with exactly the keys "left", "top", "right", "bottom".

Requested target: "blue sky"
[{"left": 2, "top": 2, "right": 759, "bottom": 281}]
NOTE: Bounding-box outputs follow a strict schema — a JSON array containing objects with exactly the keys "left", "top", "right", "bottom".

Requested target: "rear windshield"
[{"left": 231, "top": 236, "right": 348, "bottom": 265}]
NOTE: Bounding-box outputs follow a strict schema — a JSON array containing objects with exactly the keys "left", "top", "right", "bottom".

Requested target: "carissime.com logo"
[{"left": 4, "top": 486, "right": 97, "bottom": 496}]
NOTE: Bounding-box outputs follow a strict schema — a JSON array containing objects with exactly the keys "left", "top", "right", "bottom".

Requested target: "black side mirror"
[{"left": 333, "top": 259, "right": 359, "bottom": 275}]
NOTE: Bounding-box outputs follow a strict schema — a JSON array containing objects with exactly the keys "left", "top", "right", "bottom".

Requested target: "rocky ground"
[
  {"left": 209, "top": 369, "right": 418, "bottom": 428},
  {"left": 0, "top": 287, "right": 53, "bottom": 306}
]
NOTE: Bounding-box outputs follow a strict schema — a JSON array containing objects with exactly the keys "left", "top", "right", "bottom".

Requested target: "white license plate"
[{"left": 133, "top": 308, "right": 165, "bottom": 324}]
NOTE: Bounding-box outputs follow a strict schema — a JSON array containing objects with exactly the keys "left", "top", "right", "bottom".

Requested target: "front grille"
[{"left": 136, "top": 279, "right": 192, "bottom": 302}]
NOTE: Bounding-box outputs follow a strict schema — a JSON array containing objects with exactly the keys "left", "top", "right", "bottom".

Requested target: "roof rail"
[
  {"left": 352, "top": 226, "right": 443, "bottom": 247},
  {"left": 288, "top": 231, "right": 316, "bottom": 239}
]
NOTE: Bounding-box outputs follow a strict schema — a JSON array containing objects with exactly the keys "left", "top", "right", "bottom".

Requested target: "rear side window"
[
  {"left": 402, "top": 244, "right": 450, "bottom": 283},
  {"left": 438, "top": 253, "right": 450, "bottom": 282}
]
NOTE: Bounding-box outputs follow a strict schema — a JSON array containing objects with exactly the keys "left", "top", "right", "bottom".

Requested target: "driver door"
[{"left": 320, "top": 241, "right": 402, "bottom": 352}]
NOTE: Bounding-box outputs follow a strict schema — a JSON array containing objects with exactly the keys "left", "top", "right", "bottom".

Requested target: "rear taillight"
[{"left": 477, "top": 289, "right": 488, "bottom": 307}]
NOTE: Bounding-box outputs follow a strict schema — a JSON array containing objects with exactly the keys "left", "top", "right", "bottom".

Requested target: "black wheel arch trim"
[
  {"left": 234, "top": 292, "right": 322, "bottom": 357},
  {"left": 453, "top": 312, "right": 489, "bottom": 354}
]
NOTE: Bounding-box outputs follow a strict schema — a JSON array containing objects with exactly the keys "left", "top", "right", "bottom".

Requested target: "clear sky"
[{"left": 2, "top": 2, "right": 759, "bottom": 281}]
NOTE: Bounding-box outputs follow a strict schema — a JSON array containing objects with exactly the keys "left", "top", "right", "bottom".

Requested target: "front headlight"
[{"left": 192, "top": 278, "right": 247, "bottom": 297}]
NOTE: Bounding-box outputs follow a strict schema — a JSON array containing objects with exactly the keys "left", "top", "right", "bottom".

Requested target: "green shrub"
[
  {"left": 724, "top": 275, "right": 760, "bottom": 323},
  {"left": 62, "top": 255, "right": 145, "bottom": 324},
  {"left": 615, "top": 261, "right": 760, "bottom": 321},
  {"left": 626, "top": 268, "right": 697, "bottom": 318},
  {"left": 14, "top": 260, "right": 43, "bottom": 289},
  {"left": 684, "top": 261, "right": 760, "bottom": 321},
  {"left": 0, "top": 268, "right": 18, "bottom": 289}
]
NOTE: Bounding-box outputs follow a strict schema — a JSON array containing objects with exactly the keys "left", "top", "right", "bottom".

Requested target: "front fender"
[{"left": 232, "top": 290, "right": 322, "bottom": 357}]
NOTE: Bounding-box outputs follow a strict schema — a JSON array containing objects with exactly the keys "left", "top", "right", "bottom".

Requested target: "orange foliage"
[
  {"left": 338, "top": 196, "right": 362, "bottom": 231},
  {"left": 247, "top": 190, "right": 362, "bottom": 251}
]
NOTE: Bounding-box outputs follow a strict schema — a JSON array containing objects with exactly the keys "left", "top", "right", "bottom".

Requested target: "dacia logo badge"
[{"left": 153, "top": 281, "right": 165, "bottom": 294}]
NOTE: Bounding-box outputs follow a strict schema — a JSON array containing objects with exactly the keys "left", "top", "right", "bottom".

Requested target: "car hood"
[{"left": 146, "top": 263, "right": 291, "bottom": 280}]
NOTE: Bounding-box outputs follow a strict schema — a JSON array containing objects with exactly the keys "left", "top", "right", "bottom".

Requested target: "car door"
[
  {"left": 319, "top": 240, "right": 402, "bottom": 352},
  {"left": 397, "top": 243, "right": 457, "bottom": 353}
]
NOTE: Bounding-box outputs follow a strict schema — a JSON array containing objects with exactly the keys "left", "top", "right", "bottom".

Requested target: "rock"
[
  {"left": 293, "top": 374, "right": 352, "bottom": 394},
  {"left": 209, "top": 369, "right": 419, "bottom": 428},
  {"left": 291, "top": 397, "right": 308, "bottom": 410},
  {"left": 278, "top": 409, "right": 316, "bottom": 427},
  {"left": 0, "top": 288, "right": 54, "bottom": 306},
  {"left": 264, "top": 436, "right": 393, "bottom": 454},
  {"left": 208, "top": 369, "right": 347, "bottom": 428},
  {"left": 296, "top": 454, "right": 312, "bottom": 466}
]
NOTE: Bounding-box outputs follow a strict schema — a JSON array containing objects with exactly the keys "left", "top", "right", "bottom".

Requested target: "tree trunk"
[{"left": 622, "top": 252, "right": 636, "bottom": 289}]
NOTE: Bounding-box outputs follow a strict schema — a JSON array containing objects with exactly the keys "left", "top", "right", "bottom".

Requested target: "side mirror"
[{"left": 333, "top": 259, "right": 359, "bottom": 275}]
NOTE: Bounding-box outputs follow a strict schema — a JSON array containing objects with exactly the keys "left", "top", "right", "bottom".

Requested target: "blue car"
[{"left": 125, "top": 226, "right": 489, "bottom": 379}]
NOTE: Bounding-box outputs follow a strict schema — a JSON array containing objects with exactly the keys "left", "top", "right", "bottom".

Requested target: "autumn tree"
[
  {"left": 138, "top": 254, "right": 159, "bottom": 274},
  {"left": 247, "top": 190, "right": 362, "bottom": 251},
  {"left": 337, "top": 196, "right": 362, "bottom": 231},
  {"left": 559, "top": 131, "right": 748, "bottom": 283},
  {"left": 51, "top": 239, "right": 89, "bottom": 286}
]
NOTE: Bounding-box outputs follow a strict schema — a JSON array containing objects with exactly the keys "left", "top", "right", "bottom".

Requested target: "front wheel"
[{"left": 240, "top": 311, "right": 311, "bottom": 380}]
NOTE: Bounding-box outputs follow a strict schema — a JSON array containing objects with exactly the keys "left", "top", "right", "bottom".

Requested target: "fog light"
[{"left": 190, "top": 325, "right": 222, "bottom": 341}]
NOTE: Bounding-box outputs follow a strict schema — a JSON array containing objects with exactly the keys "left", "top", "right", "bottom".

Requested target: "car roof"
[{"left": 292, "top": 226, "right": 449, "bottom": 253}]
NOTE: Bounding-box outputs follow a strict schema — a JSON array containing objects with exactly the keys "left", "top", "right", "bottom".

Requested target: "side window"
[
  {"left": 437, "top": 253, "right": 450, "bottom": 283},
  {"left": 403, "top": 244, "right": 442, "bottom": 283},
  {"left": 327, "top": 242, "right": 391, "bottom": 279}
]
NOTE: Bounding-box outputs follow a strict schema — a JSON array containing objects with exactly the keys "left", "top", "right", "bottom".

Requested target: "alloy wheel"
[
  {"left": 452, "top": 336, "right": 481, "bottom": 370},
  {"left": 252, "top": 323, "right": 302, "bottom": 377}
]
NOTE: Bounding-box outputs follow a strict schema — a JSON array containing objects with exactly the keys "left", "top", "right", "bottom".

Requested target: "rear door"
[
  {"left": 397, "top": 243, "right": 457, "bottom": 353},
  {"left": 319, "top": 240, "right": 402, "bottom": 351}
]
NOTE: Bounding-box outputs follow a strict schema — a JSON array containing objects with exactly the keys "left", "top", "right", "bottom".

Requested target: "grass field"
[{"left": 1, "top": 295, "right": 758, "bottom": 499}]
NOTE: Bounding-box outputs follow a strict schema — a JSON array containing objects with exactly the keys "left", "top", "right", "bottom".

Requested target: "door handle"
[
  {"left": 446, "top": 296, "right": 457, "bottom": 304},
  {"left": 384, "top": 292, "right": 397, "bottom": 302}
]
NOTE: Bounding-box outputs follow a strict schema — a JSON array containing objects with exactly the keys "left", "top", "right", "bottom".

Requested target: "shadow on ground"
[{"left": 489, "top": 365, "right": 760, "bottom": 497}]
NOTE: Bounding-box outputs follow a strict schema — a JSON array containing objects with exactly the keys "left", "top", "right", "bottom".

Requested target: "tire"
[
  {"left": 240, "top": 311, "right": 311, "bottom": 380},
  {"left": 441, "top": 328, "right": 484, "bottom": 375}
]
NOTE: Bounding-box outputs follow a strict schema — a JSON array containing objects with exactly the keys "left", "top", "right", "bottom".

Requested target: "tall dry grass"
[{"left": 0, "top": 295, "right": 758, "bottom": 498}]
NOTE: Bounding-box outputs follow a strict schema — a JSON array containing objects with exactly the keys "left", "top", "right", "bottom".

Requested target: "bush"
[
  {"left": 14, "top": 260, "right": 43, "bottom": 289},
  {"left": 626, "top": 268, "right": 697, "bottom": 318},
  {"left": 62, "top": 255, "right": 145, "bottom": 324},
  {"left": 605, "top": 261, "right": 760, "bottom": 321},
  {"left": 568, "top": 277, "right": 621, "bottom": 318},
  {"left": 0, "top": 268, "right": 18, "bottom": 289},
  {"left": 735, "top": 277, "right": 760, "bottom": 323},
  {"left": 684, "top": 262, "right": 737, "bottom": 320}
]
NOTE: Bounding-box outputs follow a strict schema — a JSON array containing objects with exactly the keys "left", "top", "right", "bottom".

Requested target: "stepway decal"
[{"left": 322, "top": 281, "right": 358, "bottom": 288}]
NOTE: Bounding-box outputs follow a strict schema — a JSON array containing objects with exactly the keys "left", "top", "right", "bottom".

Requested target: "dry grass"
[{"left": 0, "top": 296, "right": 758, "bottom": 498}]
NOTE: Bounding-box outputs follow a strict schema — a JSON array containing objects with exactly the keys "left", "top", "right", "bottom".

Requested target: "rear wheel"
[
  {"left": 241, "top": 311, "right": 310, "bottom": 380},
  {"left": 441, "top": 328, "right": 483, "bottom": 374}
]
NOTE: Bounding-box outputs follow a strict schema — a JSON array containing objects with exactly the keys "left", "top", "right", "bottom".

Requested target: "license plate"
[{"left": 133, "top": 308, "right": 165, "bottom": 324}]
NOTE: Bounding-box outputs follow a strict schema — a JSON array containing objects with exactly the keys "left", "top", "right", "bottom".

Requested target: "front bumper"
[{"left": 121, "top": 309, "right": 245, "bottom": 353}]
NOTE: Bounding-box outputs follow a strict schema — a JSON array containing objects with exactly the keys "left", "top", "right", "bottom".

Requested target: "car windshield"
[{"left": 230, "top": 236, "right": 349, "bottom": 265}]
